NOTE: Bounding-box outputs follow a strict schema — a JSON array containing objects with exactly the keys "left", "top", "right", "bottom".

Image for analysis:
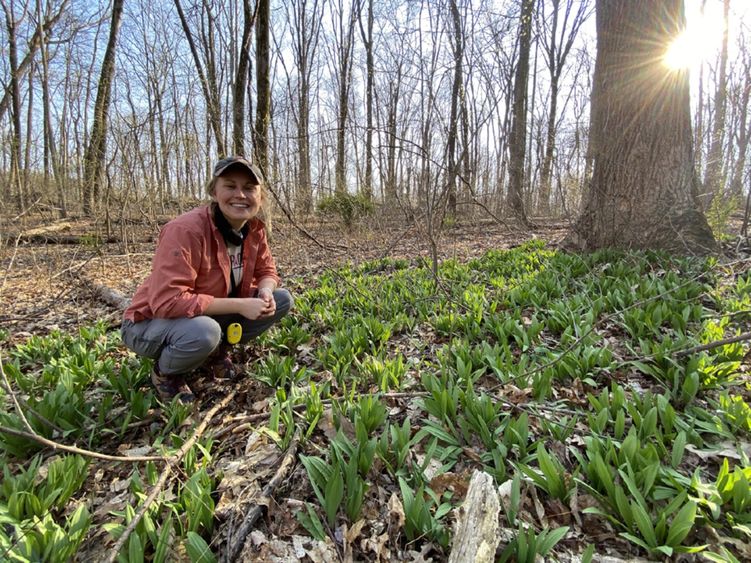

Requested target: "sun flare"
[{"left": 663, "top": 4, "right": 726, "bottom": 70}]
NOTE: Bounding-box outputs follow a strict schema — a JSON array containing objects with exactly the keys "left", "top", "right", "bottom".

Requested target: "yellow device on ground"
[{"left": 227, "top": 323, "right": 242, "bottom": 345}]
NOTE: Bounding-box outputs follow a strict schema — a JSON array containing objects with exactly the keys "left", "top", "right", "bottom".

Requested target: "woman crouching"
[{"left": 121, "top": 155, "right": 292, "bottom": 402}]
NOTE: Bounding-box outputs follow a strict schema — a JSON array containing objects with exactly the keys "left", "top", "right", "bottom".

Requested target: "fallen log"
[{"left": 448, "top": 470, "right": 501, "bottom": 563}]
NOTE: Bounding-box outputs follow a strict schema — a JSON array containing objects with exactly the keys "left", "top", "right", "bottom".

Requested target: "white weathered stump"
[{"left": 448, "top": 470, "right": 501, "bottom": 563}]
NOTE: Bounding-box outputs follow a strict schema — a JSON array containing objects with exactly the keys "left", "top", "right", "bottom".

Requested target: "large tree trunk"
[
  {"left": 567, "top": 0, "right": 716, "bottom": 254},
  {"left": 359, "top": 0, "right": 373, "bottom": 201},
  {"left": 506, "top": 0, "right": 533, "bottom": 224},
  {"left": 82, "top": 0, "right": 124, "bottom": 216},
  {"left": 445, "top": 0, "right": 463, "bottom": 220},
  {"left": 253, "top": 0, "right": 270, "bottom": 170},
  {"left": 2, "top": 0, "right": 24, "bottom": 213}
]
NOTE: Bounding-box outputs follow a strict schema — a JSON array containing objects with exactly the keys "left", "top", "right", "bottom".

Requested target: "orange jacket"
[{"left": 124, "top": 205, "right": 280, "bottom": 322}]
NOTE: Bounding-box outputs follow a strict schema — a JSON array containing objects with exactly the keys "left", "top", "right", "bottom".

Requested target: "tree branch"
[{"left": 105, "top": 390, "right": 237, "bottom": 563}]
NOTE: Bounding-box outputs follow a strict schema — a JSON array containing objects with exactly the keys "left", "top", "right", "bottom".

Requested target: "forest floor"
[
  {"left": 2, "top": 212, "right": 751, "bottom": 563},
  {"left": 0, "top": 214, "right": 565, "bottom": 341}
]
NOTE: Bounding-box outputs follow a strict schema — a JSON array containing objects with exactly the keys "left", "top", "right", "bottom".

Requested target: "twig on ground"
[
  {"left": 675, "top": 331, "right": 751, "bottom": 358},
  {"left": 105, "top": 391, "right": 237, "bottom": 563},
  {"left": 378, "top": 221, "right": 417, "bottom": 261},
  {"left": 0, "top": 349, "right": 37, "bottom": 434},
  {"left": 0, "top": 347, "right": 165, "bottom": 462},
  {"left": 0, "top": 233, "right": 23, "bottom": 295},
  {"left": 0, "top": 424, "right": 167, "bottom": 462},
  {"left": 224, "top": 425, "right": 302, "bottom": 563},
  {"left": 488, "top": 262, "right": 721, "bottom": 392},
  {"left": 264, "top": 182, "right": 326, "bottom": 250}
]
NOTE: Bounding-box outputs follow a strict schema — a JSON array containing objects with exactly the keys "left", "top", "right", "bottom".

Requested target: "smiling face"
[{"left": 210, "top": 166, "right": 262, "bottom": 230}]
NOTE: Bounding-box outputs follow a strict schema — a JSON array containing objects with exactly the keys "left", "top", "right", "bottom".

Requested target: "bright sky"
[{"left": 665, "top": 0, "right": 750, "bottom": 71}]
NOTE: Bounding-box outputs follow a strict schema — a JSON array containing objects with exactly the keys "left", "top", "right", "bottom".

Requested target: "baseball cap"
[{"left": 213, "top": 155, "right": 264, "bottom": 184}]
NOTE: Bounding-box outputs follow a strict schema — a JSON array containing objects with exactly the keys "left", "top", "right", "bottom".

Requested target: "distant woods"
[{"left": 0, "top": 0, "right": 749, "bottom": 235}]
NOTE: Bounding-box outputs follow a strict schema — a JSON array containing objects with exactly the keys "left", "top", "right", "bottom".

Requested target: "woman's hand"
[
  {"left": 257, "top": 287, "right": 276, "bottom": 317},
  {"left": 237, "top": 297, "right": 274, "bottom": 320}
]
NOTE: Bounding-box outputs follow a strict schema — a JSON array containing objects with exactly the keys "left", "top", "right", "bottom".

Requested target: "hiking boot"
[
  {"left": 151, "top": 365, "right": 195, "bottom": 403},
  {"left": 205, "top": 345, "right": 239, "bottom": 381}
]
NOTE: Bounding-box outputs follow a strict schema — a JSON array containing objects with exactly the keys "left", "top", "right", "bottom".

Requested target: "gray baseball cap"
[{"left": 213, "top": 155, "right": 264, "bottom": 184}]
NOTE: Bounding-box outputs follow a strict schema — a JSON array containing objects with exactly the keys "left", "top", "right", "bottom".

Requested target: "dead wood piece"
[
  {"left": 13, "top": 233, "right": 122, "bottom": 245},
  {"left": 88, "top": 280, "right": 132, "bottom": 311},
  {"left": 105, "top": 391, "right": 237, "bottom": 563},
  {"left": 225, "top": 426, "right": 302, "bottom": 563},
  {"left": 675, "top": 331, "right": 751, "bottom": 357},
  {"left": 448, "top": 470, "right": 501, "bottom": 563},
  {"left": 0, "top": 424, "right": 168, "bottom": 463}
]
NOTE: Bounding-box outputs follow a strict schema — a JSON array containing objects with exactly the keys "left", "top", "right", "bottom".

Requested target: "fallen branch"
[
  {"left": 264, "top": 181, "right": 326, "bottom": 250},
  {"left": 225, "top": 425, "right": 302, "bottom": 563},
  {"left": 0, "top": 424, "right": 168, "bottom": 462},
  {"left": 675, "top": 331, "right": 751, "bottom": 358},
  {"left": 0, "top": 347, "right": 166, "bottom": 462},
  {"left": 0, "top": 349, "right": 35, "bottom": 434},
  {"left": 105, "top": 390, "right": 237, "bottom": 563}
]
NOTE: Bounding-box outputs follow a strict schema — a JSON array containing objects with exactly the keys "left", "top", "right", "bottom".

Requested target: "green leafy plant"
[
  {"left": 317, "top": 192, "right": 375, "bottom": 227},
  {"left": 499, "top": 523, "right": 570, "bottom": 563},
  {"left": 398, "top": 477, "right": 451, "bottom": 547},
  {"left": 518, "top": 443, "right": 575, "bottom": 501}
]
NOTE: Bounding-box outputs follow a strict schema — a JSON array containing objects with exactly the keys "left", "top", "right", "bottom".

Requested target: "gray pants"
[{"left": 121, "top": 289, "right": 293, "bottom": 376}]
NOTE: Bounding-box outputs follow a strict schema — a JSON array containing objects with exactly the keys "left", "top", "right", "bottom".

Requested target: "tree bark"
[
  {"left": 506, "top": 0, "right": 534, "bottom": 224},
  {"left": 567, "top": 0, "right": 716, "bottom": 254},
  {"left": 2, "top": 0, "right": 24, "bottom": 213},
  {"left": 334, "top": 0, "right": 358, "bottom": 194},
  {"left": 358, "top": 0, "right": 374, "bottom": 200},
  {"left": 445, "top": 0, "right": 464, "bottom": 219},
  {"left": 253, "top": 0, "right": 270, "bottom": 170},
  {"left": 81, "top": 0, "right": 125, "bottom": 216},
  {"left": 174, "top": 0, "right": 225, "bottom": 157},
  {"left": 234, "top": 0, "right": 255, "bottom": 156},
  {"left": 447, "top": 471, "right": 501, "bottom": 563}
]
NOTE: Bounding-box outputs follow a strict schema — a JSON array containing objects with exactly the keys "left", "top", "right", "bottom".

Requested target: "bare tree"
[
  {"left": 81, "top": 0, "right": 124, "bottom": 216},
  {"left": 174, "top": 0, "right": 225, "bottom": 156},
  {"left": 506, "top": 0, "right": 534, "bottom": 224},
  {"left": 567, "top": 0, "right": 715, "bottom": 253},
  {"left": 288, "top": 0, "right": 324, "bottom": 213},
  {"left": 330, "top": 0, "right": 359, "bottom": 194},
  {"left": 702, "top": 0, "right": 730, "bottom": 206},
  {"left": 253, "top": 0, "right": 270, "bottom": 169},
  {"left": 729, "top": 33, "right": 750, "bottom": 199},
  {"left": 445, "top": 0, "right": 464, "bottom": 219},
  {"left": 1, "top": 0, "right": 25, "bottom": 212},
  {"left": 537, "top": 0, "right": 591, "bottom": 215},
  {"left": 358, "top": 0, "right": 373, "bottom": 200}
]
